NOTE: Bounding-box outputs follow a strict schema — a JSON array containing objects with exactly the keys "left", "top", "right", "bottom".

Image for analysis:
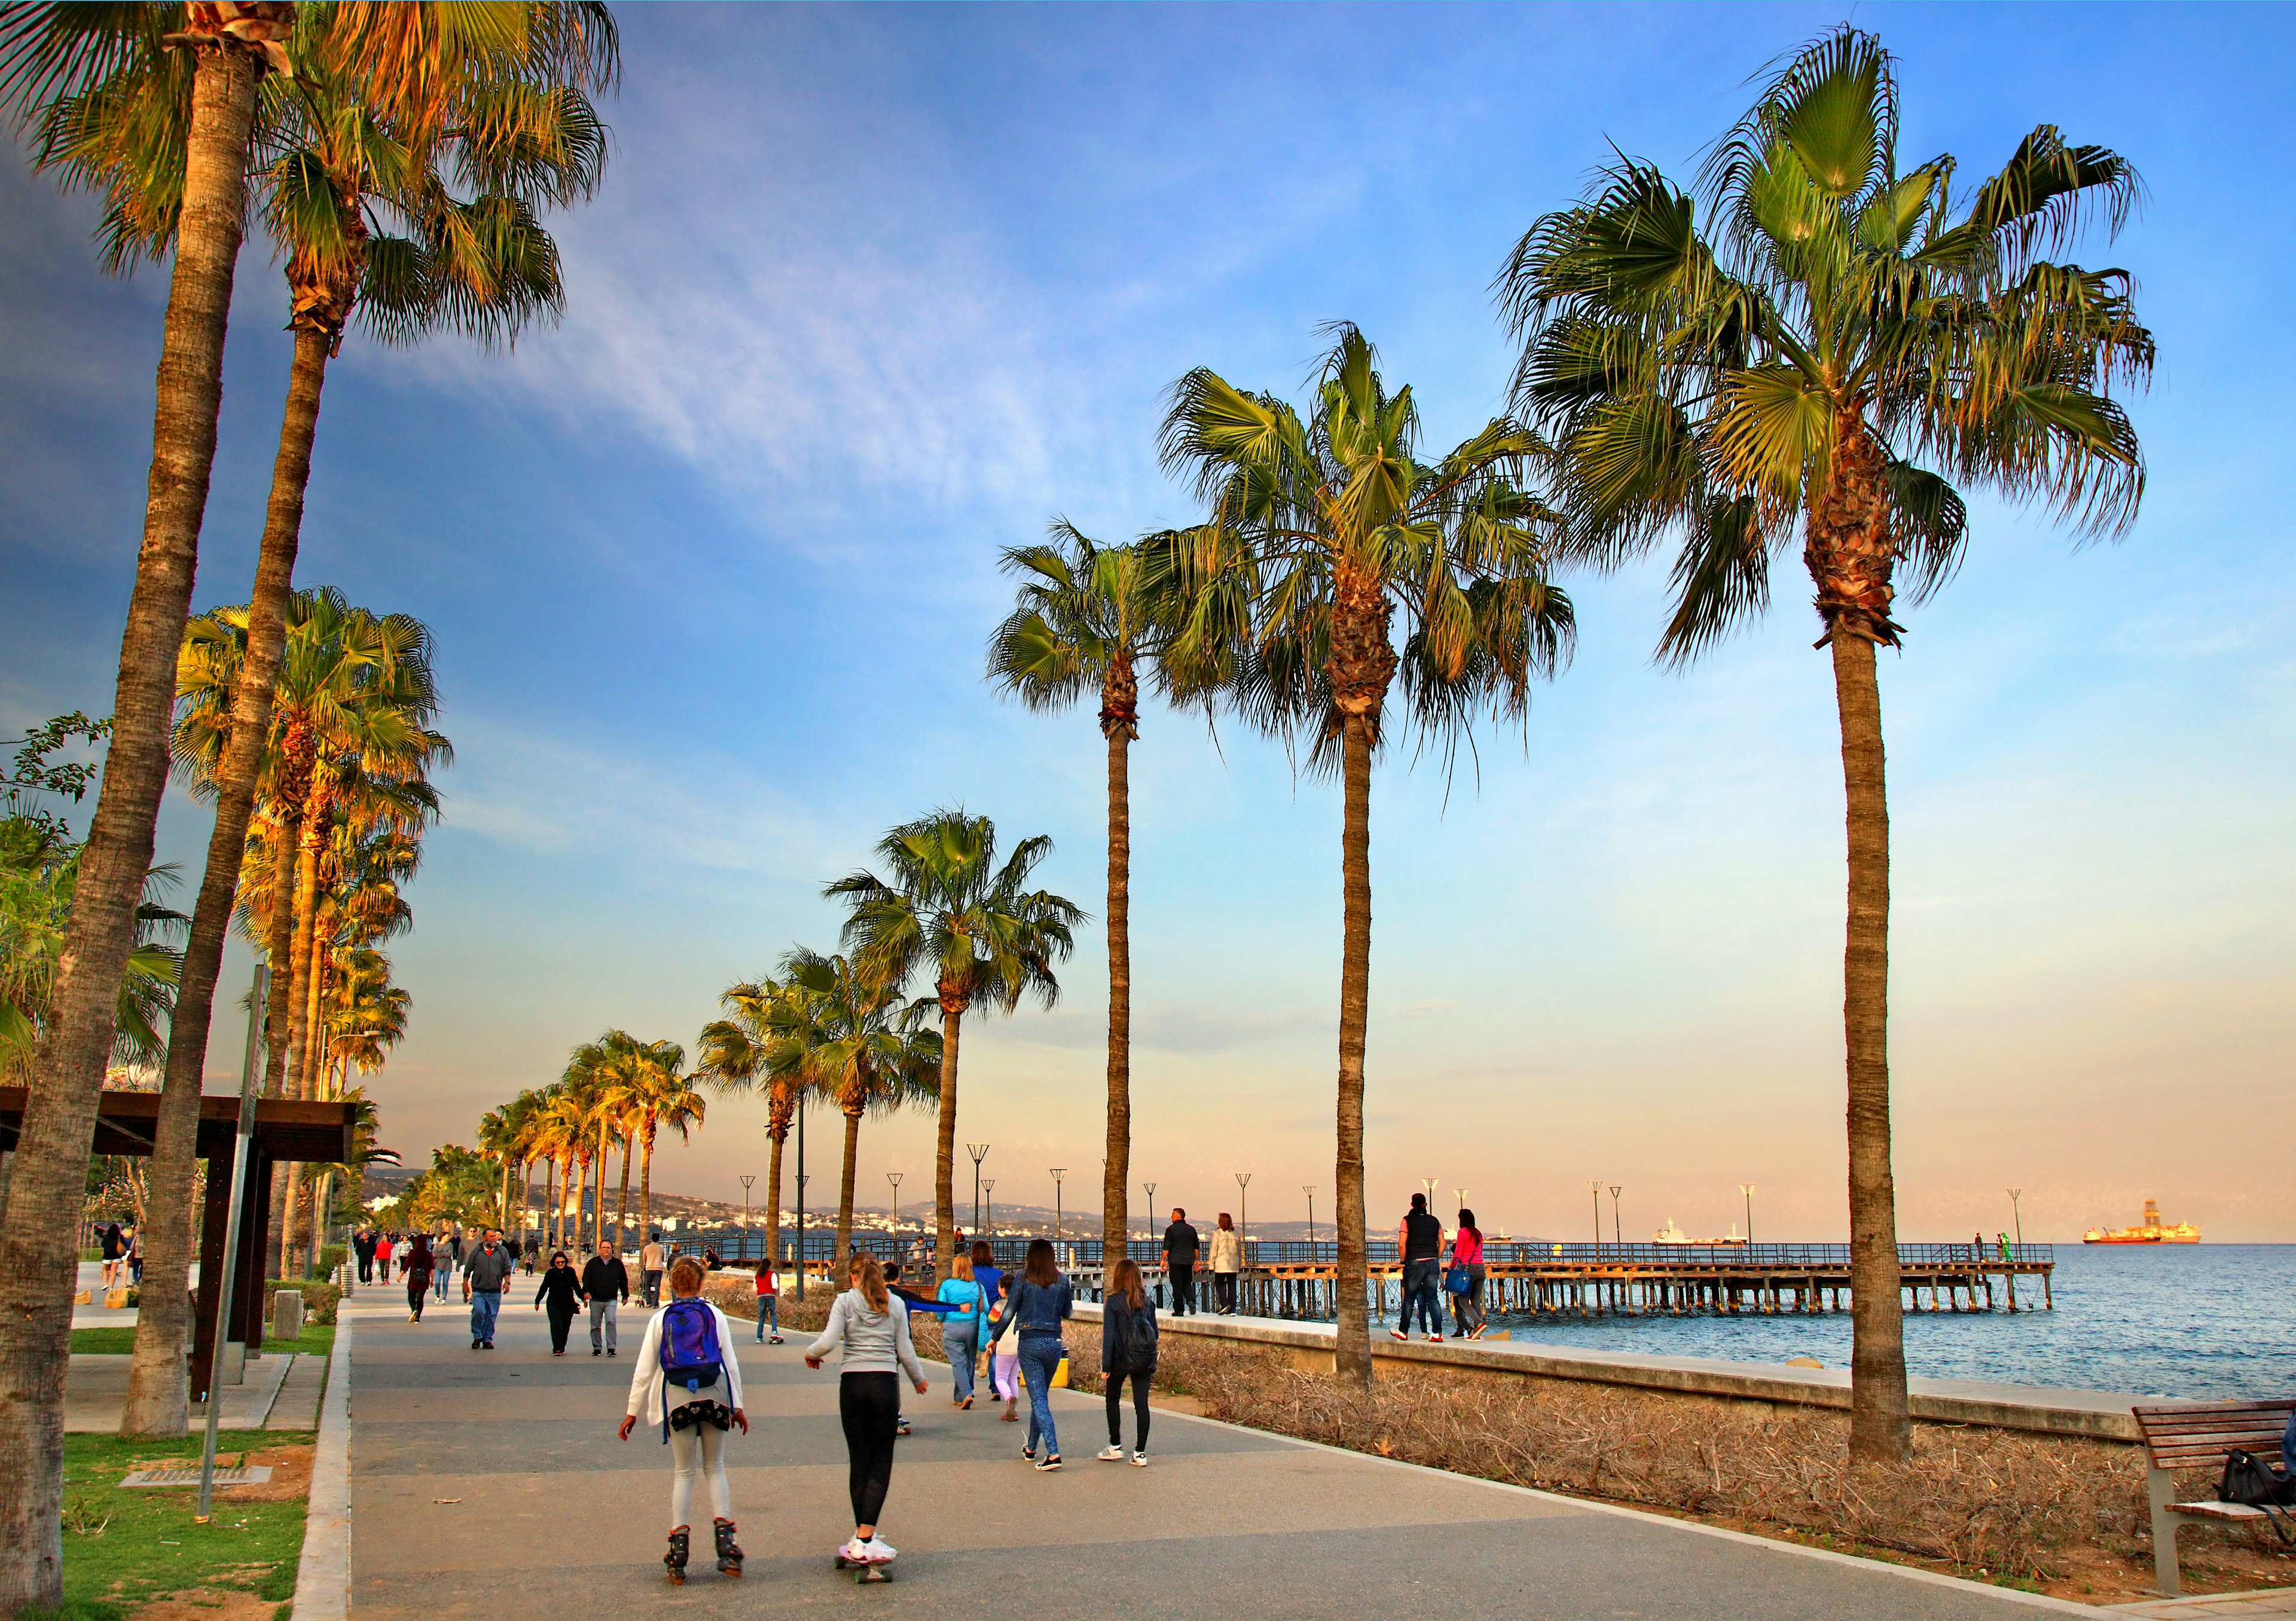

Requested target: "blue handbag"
[{"left": 1444, "top": 1265, "right": 1472, "bottom": 1294}]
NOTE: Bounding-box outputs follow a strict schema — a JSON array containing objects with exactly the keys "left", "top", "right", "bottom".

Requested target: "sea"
[{"left": 1477, "top": 1244, "right": 2295, "bottom": 1400}]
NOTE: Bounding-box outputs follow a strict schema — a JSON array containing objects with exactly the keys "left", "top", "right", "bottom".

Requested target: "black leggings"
[
  {"left": 546, "top": 1305, "right": 576, "bottom": 1353},
  {"left": 1106, "top": 1368, "right": 1150, "bottom": 1451},
  {"left": 839, "top": 1372, "right": 900, "bottom": 1528}
]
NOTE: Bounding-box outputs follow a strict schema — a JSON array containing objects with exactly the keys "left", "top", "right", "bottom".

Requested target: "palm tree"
[
  {"left": 1157, "top": 323, "right": 1576, "bottom": 1385},
  {"left": 0, "top": 8, "right": 287, "bottom": 1584},
  {"left": 767, "top": 950, "right": 940, "bottom": 1266},
  {"left": 633, "top": 1046, "right": 701, "bottom": 1246},
  {"left": 988, "top": 527, "right": 1198, "bottom": 1262},
  {"left": 696, "top": 976, "right": 802, "bottom": 1265},
  {"left": 1498, "top": 27, "right": 2149, "bottom": 1461},
  {"left": 829, "top": 813, "right": 1082, "bottom": 1280}
]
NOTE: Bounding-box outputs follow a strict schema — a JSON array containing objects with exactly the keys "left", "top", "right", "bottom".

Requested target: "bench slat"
[{"left": 2169, "top": 1502, "right": 2270, "bottom": 1522}]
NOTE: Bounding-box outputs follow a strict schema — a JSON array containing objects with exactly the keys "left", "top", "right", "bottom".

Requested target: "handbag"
[{"left": 1445, "top": 1265, "right": 1473, "bottom": 1295}]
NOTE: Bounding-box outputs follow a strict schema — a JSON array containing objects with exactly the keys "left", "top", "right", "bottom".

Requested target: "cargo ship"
[{"left": 2083, "top": 1199, "right": 2201, "bottom": 1244}]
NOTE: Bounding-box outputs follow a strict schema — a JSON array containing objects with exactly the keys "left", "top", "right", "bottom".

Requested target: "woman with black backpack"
[
  {"left": 617, "top": 1254, "right": 749, "bottom": 1584},
  {"left": 1097, "top": 1257, "right": 1158, "bottom": 1465}
]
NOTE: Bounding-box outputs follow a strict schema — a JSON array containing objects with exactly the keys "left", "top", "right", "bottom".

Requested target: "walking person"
[
  {"left": 987, "top": 1238, "right": 1073, "bottom": 1470},
  {"left": 535, "top": 1250, "right": 588, "bottom": 1356},
  {"left": 404, "top": 1232, "right": 435, "bottom": 1322},
  {"left": 463, "top": 1226, "right": 515, "bottom": 1350},
  {"left": 1208, "top": 1212, "right": 1242, "bottom": 1315},
  {"left": 804, "top": 1251, "right": 928, "bottom": 1572},
  {"left": 1447, "top": 1207, "right": 1488, "bottom": 1341},
  {"left": 1161, "top": 1208, "right": 1199, "bottom": 1317},
  {"left": 751, "top": 1254, "right": 781, "bottom": 1344},
  {"left": 355, "top": 1226, "right": 376, "bottom": 1284},
  {"left": 641, "top": 1232, "right": 667, "bottom": 1307},
  {"left": 936, "top": 1251, "right": 987, "bottom": 1409},
  {"left": 584, "top": 1238, "right": 630, "bottom": 1356},
  {"left": 617, "top": 1254, "right": 749, "bottom": 1583},
  {"left": 98, "top": 1221, "right": 123, "bottom": 1289},
  {"left": 375, "top": 1231, "right": 394, "bottom": 1284},
  {"left": 1097, "top": 1257, "right": 1158, "bottom": 1465},
  {"left": 123, "top": 1223, "right": 142, "bottom": 1286},
  {"left": 987, "top": 1275, "right": 1022, "bottom": 1421},
  {"left": 523, "top": 1232, "right": 539, "bottom": 1275},
  {"left": 969, "top": 1240, "right": 1002, "bottom": 1320},
  {"left": 1393, "top": 1192, "right": 1445, "bottom": 1343},
  {"left": 433, "top": 1230, "right": 454, "bottom": 1302}
]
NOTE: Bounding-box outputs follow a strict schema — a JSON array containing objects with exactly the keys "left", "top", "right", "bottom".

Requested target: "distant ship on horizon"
[
  {"left": 2084, "top": 1198, "right": 2201, "bottom": 1245},
  {"left": 1653, "top": 1217, "right": 1746, "bottom": 1245}
]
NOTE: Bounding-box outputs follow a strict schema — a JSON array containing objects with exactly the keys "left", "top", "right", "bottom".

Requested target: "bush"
[
  {"left": 316, "top": 1244, "right": 347, "bottom": 1278},
  {"left": 263, "top": 1278, "right": 340, "bottom": 1326}
]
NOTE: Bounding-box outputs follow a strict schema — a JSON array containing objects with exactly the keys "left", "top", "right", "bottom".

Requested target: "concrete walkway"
[{"left": 344, "top": 1289, "right": 2109, "bottom": 1619}]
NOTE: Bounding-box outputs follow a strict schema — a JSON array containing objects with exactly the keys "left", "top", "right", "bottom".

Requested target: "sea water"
[{"left": 1477, "top": 1244, "right": 2296, "bottom": 1400}]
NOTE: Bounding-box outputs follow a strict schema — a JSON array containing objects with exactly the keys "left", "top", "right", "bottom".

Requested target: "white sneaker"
[
  {"left": 1131, "top": 1451, "right": 1149, "bottom": 1467},
  {"left": 1097, "top": 1445, "right": 1125, "bottom": 1461},
  {"left": 837, "top": 1537, "right": 871, "bottom": 1565},
  {"left": 860, "top": 1535, "right": 896, "bottom": 1563}
]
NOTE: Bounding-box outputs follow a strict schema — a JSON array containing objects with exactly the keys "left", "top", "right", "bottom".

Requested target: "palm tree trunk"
[
  {"left": 1101, "top": 686, "right": 1134, "bottom": 1268},
  {"left": 542, "top": 1159, "right": 556, "bottom": 1253},
  {"left": 615, "top": 1137, "right": 633, "bottom": 1256},
  {"left": 835, "top": 1106, "right": 862, "bottom": 1271},
  {"left": 933, "top": 1002, "right": 963, "bottom": 1283},
  {"left": 639, "top": 1122, "right": 655, "bottom": 1240},
  {"left": 497, "top": 1159, "right": 512, "bottom": 1234},
  {"left": 764, "top": 1124, "right": 786, "bottom": 1268},
  {"left": 1333, "top": 708, "right": 1375, "bottom": 1387},
  {"left": 122, "top": 319, "right": 318, "bottom": 1427},
  {"left": 1834, "top": 630, "right": 1908, "bottom": 1461},
  {"left": 0, "top": 34, "right": 264, "bottom": 1608},
  {"left": 274, "top": 826, "right": 322, "bottom": 1278}
]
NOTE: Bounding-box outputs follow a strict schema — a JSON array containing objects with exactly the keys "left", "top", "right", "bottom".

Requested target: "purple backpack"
[{"left": 660, "top": 1299, "right": 723, "bottom": 1397}]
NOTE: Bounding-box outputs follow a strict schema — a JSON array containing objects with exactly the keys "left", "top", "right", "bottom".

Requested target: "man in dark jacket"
[
  {"left": 1161, "top": 1209, "right": 1199, "bottom": 1317},
  {"left": 353, "top": 1227, "right": 377, "bottom": 1284},
  {"left": 581, "top": 1239, "right": 630, "bottom": 1357},
  {"left": 462, "top": 1228, "right": 515, "bottom": 1349}
]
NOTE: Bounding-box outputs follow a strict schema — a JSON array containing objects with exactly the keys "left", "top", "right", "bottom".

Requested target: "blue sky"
[{"left": 5, "top": 3, "right": 2291, "bottom": 1242}]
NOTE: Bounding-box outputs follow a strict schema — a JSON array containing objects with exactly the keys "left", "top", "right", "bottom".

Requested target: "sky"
[{"left": 4, "top": 2, "right": 2291, "bottom": 1245}]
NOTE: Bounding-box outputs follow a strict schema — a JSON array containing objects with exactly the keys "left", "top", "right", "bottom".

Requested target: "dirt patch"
[
  {"left": 135, "top": 1445, "right": 313, "bottom": 1506},
  {"left": 128, "top": 1586, "right": 283, "bottom": 1621}
]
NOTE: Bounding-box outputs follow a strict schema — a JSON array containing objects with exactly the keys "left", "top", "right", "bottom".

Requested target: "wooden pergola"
[{"left": 0, "top": 1086, "right": 356, "bottom": 1400}]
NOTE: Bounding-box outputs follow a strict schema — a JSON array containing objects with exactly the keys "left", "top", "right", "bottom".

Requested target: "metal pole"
[
  {"left": 1590, "top": 1181, "right": 1601, "bottom": 1257},
  {"left": 740, "top": 1174, "right": 754, "bottom": 1260},
  {"left": 2008, "top": 1187, "right": 2023, "bottom": 1253},
  {"left": 1609, "top": 1185, "right": 1622, "bottom": 1248},
  {"left": 1305, "top": 1186, "right": 1315, "bottom": 1252},
  {"left": 967, "top": 1143, "right": 989, "bottom": 1241},
  {"left": 197, "top": 960, "right": 267, "bottom": 1523},
  {"left": 886, "top": 1171, "right": 903, "bottom": 1252},
  {"left": 1739, "top": 1183, "right": 1755, "bottom": 1250},
  {"left": 794, "top": 1100, "right": 807, "bottom": 1302},
  {"left": 1050, "top": 1169, "right": 1065, "bottom": 1249},
  {"left": 983, "top": 1180, "right": 995, "bottom": 1245}
]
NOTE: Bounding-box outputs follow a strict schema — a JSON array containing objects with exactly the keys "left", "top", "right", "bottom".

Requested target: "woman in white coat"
[{"left": 617, "top": 1255, "right": 749, "bottom": 1583}]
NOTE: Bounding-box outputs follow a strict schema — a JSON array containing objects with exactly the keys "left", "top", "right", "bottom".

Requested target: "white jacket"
[
  {"left": 624, "top": 1301, "right": 745, "bottom": 1427},
  {"left": 1208, "top": 1228, "right": 1243, "bottom": 1272}
]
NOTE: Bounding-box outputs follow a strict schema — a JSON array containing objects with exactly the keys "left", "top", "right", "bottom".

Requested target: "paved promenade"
[{"left": 343, "top": 1287, "right": 2106, "bottom": 1618}]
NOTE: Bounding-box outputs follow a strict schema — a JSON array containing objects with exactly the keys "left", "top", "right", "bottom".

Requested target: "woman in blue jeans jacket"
[{"left": 989, "top": 1238, "right": 1073, "bottom": 1470}]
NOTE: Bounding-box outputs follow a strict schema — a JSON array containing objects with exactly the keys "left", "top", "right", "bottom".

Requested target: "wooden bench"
[{"left": 2131, "top": 1400, "right": 2295, "bottom": 1595}]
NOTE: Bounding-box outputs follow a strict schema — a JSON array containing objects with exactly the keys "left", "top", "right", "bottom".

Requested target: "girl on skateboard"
[
  {"left": 618, "top": 1254, "right": 749, "bottom": 1582},
  {"left": 805, "top": 1250, "right": 928, "bottom": 1573}
]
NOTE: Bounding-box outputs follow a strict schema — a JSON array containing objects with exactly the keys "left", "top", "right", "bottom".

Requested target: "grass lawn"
[
  {"left": 58, "top": 1430, "right": 316, "bottom": 1621},
  {"left": 71, "top": 1323, "right": 336, "bottom": 1358}
]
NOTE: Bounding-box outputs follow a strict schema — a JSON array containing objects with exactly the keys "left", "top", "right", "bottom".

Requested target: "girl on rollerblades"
[{"left": 617, "top": 1255, "right": 749, "bottom": 1583}]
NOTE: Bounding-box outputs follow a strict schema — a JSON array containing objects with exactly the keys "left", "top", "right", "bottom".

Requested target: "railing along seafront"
[{"left": 666, "top": 1232, "right": 2057, "bottom": 1317}]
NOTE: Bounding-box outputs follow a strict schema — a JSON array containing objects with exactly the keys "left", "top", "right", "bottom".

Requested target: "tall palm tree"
[
  {"left": 829, "top": 813, "right": 1082, "bottom": 1280},
  {"left": 1158, "top": 323, "right": 1576, "bottom": 1386},
  {"left": 696, "top": 976, "right": 801, "bottom": 1265},
  {"left": 0, "top": 8, "right": 287, "bottom": 1588},
  {"left": 630, "top": 1043, "right": 701, "bottom": 1245},
  {"left": 765, "top": 950, "right": 940, "bottom": 1267},
  {"left": 1498, "top": 27, "right": 2148, "bottom": 1461},
  {"left": 988, "top": 527, "right": 1197, "bottom": 1263}
]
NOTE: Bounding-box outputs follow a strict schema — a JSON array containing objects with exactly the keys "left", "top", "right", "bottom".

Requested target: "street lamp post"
[
  {"left": 1305, "top": 1186, "right": 1317, "bottom": 1253},
  {"left": 1608, "top": 1185, "right": 1622, "bottom": 1249},
  {"left": 1739, "top": 1183, "right": 1756, "bottom": 1251},
  {"left": 1589, "top": 1181, "right": 1602, "bottom": 1257},
  {"left": 983, "top": 1180, "right": 996, "bottom": 1245},
  {"left": 1235, "top": 1171, "right": 1251, "bottom": 1278},
  {"left": 793, "top": 1098, "right": 807, "bottom": 1299},
  {"left": 2007, "top": 1187, "right": 2024, "bottom": 1252},
  {"left": 1050, "top": 1169, "right": 1067, "bottom": 1250},
  {"left": 740, "top": 1174, "right": 755, "bottom": 1260},
  {"left": 967, "top": 1143, "right": 990, "bottom": 1241},
  {"left": 887, "top": 1171, "right": 903, "bottom": 1254}
]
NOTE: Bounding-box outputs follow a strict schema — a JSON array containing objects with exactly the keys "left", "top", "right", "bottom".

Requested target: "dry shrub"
[
  {"left": 1059, "top": 1325, "right": 2209, "bottom": 1585},
  {"left": 702, "top": 1275, "right": 944, "bottom": 1359}
]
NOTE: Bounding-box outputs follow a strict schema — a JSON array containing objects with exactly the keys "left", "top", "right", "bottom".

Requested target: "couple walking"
[
  {"left": 1391, "top": 1193, "right": 1489, "bottom": 1342},
  {"left": 532, "top": 1241, "right": 633, "bottom": 1355},
  {"left": 1159, "top": 1208, "right": 1242, "bottom": 1316}
]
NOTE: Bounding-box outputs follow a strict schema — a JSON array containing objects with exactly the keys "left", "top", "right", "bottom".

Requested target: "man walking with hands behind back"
[
  {"left": 585, "top": 1237, "right": 631, "bottom": 1357},
  {"left": 1161, "top": 1208, "right": 1199, "bottom": 1318},
  {"left": 642, "top": 1232, "right": 668, "bottom": 1308},
  {"left": 1393, "top": 1194, "right": 1444, "bottom": 1344},
  {"left": 463, "top": 1226, "right": 515, "bottom": 1350}
]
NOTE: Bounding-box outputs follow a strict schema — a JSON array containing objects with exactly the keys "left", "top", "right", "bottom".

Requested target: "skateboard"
[{"left": 833, "top": 1552, "right": 892, "bottom": 1584}]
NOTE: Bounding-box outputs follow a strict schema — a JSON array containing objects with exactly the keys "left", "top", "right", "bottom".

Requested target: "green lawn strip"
[
  {"left": 71, "top": 1322, "right": 335, "bottom": 1357},
  {"left": 59, "top": 1430, "right": 317, "bottom": 1621}
]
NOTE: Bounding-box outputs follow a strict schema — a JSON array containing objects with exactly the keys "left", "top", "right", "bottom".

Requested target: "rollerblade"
[
  {"left": 713, "top": 1519, "right": 743, "bottom": 1577},
  {"left": 664, "top": 1526, "right": 689, "bottom": 1585}
]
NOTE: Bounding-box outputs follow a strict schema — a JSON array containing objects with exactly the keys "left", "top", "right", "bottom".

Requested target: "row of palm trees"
[
  {"left": 0, "top": 5, "right": 621, "bottom": 1599},
  {"left": 475, "top": 1032, "right": 705, "bottom": 1257},
  {"left": 984, "top": 26, "right": 2152, "bottom": 1469}
]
